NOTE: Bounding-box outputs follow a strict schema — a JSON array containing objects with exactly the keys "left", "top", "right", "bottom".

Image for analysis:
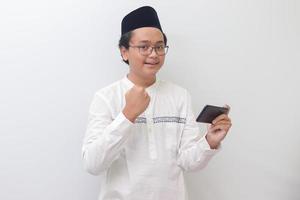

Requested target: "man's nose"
[{"left": 148, "top": 47, "right": 158, "bottom": 58}]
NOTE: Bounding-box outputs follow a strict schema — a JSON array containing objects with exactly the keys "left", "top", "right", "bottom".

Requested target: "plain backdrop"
[{"left": 0, "top": 0, "right": 299, "bottom": 200}]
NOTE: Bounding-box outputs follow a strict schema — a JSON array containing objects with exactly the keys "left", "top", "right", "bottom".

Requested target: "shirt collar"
[{"left": 122, "top": 74, "right": 160, "bottom": 93}]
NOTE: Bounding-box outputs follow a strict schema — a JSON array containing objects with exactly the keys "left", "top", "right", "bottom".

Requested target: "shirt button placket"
[{"left": 145, "top": 110, "right": 157, "bottom": 160}]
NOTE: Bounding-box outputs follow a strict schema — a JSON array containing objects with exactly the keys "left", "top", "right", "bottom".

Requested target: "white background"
[{"left": 0, "top": 0, "right": 299, "bottom": 199}]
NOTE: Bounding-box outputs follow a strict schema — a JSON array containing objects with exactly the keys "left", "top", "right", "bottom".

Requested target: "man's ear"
[{"left": 120, "top": 47, "right": 129, "bottom": 61}]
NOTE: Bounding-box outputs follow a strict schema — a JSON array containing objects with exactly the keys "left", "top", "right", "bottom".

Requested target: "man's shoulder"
[{"left": 94, "top": 79, "right": 122, "bottom": 100}]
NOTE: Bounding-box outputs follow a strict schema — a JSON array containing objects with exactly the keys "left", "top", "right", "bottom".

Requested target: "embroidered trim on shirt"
[
  {"left": 154, "top": 116, "right": 186, "bottom": 124},
  {"left": 133, "top": 116, "right": 186, "bottom": 124},
  {"left": 135, "top": 117, "right": 147, "bottom": 123}
]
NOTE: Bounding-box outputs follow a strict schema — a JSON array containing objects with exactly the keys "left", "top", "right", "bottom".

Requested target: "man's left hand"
[{"left": 205, "top": 105, "right": 232, "bottom": 149}]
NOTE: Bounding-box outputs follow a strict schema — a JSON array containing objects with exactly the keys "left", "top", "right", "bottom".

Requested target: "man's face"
[{"left": 121, "top": 27, "right": 166, "bottom": 79}]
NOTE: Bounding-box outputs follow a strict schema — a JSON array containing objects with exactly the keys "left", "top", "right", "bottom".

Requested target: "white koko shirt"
[{"left": 82, "top": 74, "right": 221, "bottom": 200}]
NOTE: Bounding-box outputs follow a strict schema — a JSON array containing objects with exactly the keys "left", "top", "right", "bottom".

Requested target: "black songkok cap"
[{"left": 121, "top": 6, "right": 163, "bottom": 35}]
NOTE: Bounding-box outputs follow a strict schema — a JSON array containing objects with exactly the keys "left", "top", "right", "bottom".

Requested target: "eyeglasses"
[{"left": 129, "top": 44, "right": 169, "bottom": 56}]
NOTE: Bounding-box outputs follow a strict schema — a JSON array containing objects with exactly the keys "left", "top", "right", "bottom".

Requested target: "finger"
[
  {"left": 210, "top": 123, "right": 232, "bottom": 130},
  {"left": 211, "top": 121, "right": 231, "bottom": 127},
  {"left": 212, "top": 114, "right": 229, "bottom": 124},
  {"left": 213, "top": 118, "right": 231, "bottom": 125},
  {"left": 209, "top": 124, "right": 231, "bottom": 132},
  {"left": 210, "top": 122, "right": 231, "bottom": 128}
]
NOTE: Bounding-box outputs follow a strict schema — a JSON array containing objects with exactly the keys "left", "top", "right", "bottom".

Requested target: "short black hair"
[{"left": 118, "top": 31, "right": 168, "bottom": 65}]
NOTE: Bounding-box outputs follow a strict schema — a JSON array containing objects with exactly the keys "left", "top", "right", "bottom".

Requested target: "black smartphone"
[{"left": 196, "top": 105, "right": 229, "bottom": 123}]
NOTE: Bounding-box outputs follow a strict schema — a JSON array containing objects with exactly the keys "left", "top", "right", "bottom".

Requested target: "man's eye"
[
  {"left": 155, "top": 46, "right": 164, "bottom": 51},
  {"left": 139, "top": 46, "right": 149, "bottom": 50}
]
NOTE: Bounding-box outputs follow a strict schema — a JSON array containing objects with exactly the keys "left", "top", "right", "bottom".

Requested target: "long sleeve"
[
  {"left": 81, "top": 92, "right": 134, "bottom": 175},
  {"left": 176, "top": 90, "right": 221, "bottom": 172}
]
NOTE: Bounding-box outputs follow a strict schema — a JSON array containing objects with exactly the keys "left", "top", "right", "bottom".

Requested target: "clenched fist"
[{"left": 122, "top": 85, "right": 150, "bottom": 123}]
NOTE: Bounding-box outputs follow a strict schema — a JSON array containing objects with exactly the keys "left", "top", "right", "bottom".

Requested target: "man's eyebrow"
[
  {"left": 137, "top": 40, "right": 164, "bottom": 44},
  {"left": 138, "top": 40, "right": 150, "bottom": 43}
]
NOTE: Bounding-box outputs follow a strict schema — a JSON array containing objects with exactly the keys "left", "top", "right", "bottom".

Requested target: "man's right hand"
[{"left": 122, "top": 85, "right": 150, "bottom": 123}]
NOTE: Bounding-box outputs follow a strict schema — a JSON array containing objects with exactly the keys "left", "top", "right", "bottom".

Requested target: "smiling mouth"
[{"left": 144, "top": 62, "right": 159, "bottom": 65}]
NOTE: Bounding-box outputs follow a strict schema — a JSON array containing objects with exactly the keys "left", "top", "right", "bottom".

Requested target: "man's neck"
[{"left": 127, "top": 73, "right": 156, "bottom": 88}]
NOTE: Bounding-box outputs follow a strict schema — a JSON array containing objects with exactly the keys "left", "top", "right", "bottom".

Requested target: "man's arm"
[
  {"left": 176, "top": 90, "right": 221, "bottom": 172},
  {"left": 81, "top": 92, "right": 134, "bottom": 175}
]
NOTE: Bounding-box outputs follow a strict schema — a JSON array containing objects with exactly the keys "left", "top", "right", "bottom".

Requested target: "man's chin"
[
  {"left": 143, "top": 67, "right": 160, "bottom": 77},
  {"left": 144, "top": 65, "right": 161, "bottom": 73}
]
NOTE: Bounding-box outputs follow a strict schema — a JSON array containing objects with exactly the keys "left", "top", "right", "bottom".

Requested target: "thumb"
[{"left": 223, "top": 104, "right": 230, "bottom": 114}]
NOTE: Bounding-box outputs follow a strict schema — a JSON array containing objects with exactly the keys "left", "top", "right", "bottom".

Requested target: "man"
[{"left": 82, "top": 6, "right": 232, "bottom": 200}]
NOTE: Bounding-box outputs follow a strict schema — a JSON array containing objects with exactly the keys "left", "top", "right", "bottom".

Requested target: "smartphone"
[{"left": 196, "top": 105, "right": 229, "bottom": 124}]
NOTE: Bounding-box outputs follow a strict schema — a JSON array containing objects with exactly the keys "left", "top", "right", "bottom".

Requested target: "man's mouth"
[{"left": 144, "top": 62, "right": 159, "bottom": 65}]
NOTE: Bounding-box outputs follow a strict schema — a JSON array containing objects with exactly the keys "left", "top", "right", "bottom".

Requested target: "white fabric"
[{"left": 82, "top": 74, "right": 221, "bottom": 200}]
